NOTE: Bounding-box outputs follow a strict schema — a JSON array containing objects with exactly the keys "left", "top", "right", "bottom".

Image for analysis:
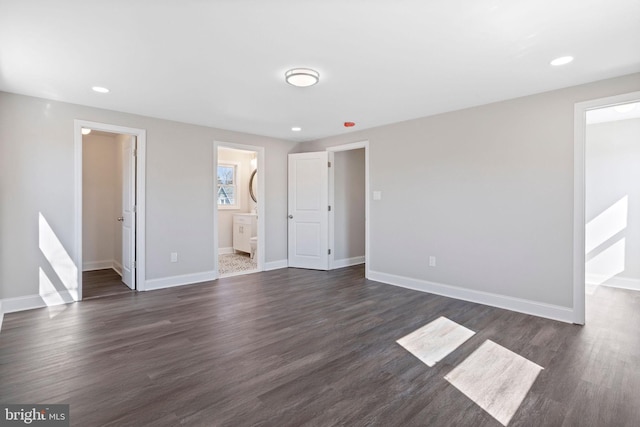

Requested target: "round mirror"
[{"left": 249, "top": 169, "right": 257, "bottom": 202}]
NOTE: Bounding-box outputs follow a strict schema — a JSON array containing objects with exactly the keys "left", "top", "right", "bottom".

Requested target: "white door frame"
[
  {"left": 326, "top": 141, "right": 370, "bottom": 279},
  {"left": 74, "top": 120, "right": 147, "bottom": 300},
  {"left": 573, "top": 90, "right": 640, "bottom": 325},
  {"left": 213, "top": 141, "right": 265, "bottom": 277}
]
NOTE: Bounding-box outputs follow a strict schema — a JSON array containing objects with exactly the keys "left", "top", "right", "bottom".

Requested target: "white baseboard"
[
  {"left": 0, "top": 290, "right": 76, "bottom": 315},
  {"left": 586, "top": 273, "right": 640, "bottom": 291},
  {"left": 265, "top": 259, "right": 288, "bottom": 271},
  {"left": 368, "top": 270, "right": 574, "bottom": 324},
  {"left": 218, "top": 247, "right": 234, "bottom": 255},
  {"left": 83, "top": 260, "right": 115, "bottom": 271},
  {"left": 84, "top": 260, "right": 122, "bottom": 277},
  {"left": 113, "top": 260, "right": 123, "bottom": 276},
  {"left": 332, "top": 256, "right": 365, "bottom": 269},
  {"left": 144, "top": 270, "right": 217, "bottom": 291}
]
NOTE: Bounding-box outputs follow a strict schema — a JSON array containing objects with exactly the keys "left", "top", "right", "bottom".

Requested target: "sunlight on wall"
[
  {"left": 585, "top": 197, "right": 628, "bottom": 289},
  {"left": 585, "top": 196, "right": 628, "bottom": 254},
  {"left": 39, "top": 213, "right": 78, "bottom": 302},
  {"left": 586, "top": 239, "right": 626, "bottom": 285},
  {"left": 39, "top": 267, "right": 70, "bottom": 318}
]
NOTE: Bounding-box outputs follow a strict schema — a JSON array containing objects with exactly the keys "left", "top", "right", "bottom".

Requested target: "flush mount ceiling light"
[
  {"left": 81, "top": 128, "right": 92, "bottom": 135},
  {"left": 550, "top": 56, "right": 574, "bottom": 66},
  {"left": 285, "top": 68, "right": 319, "bottom": 87},
  {"left": 291, "top": 127, "right": 302, "bottom": 132},
  {"left": 92, "top": 86, "right": 110, "bottom": 93}
]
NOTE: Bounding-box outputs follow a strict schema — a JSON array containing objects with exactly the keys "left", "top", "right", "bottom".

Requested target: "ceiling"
[{"left": 1, "top": 0, "right": 639, "bottom": 142}]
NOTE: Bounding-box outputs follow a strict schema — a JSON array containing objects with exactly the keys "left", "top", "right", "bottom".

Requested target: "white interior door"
[
  {"left": 288, "top": 152, "right": 330, "bottom": 270},
  {"left": 121, "top": 136, "right": 136, "bottom": 289}
]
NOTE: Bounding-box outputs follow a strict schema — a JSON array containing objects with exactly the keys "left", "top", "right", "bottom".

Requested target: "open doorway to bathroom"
[{"left": 214, "top": 142, "right": 265, "bottom": 277}]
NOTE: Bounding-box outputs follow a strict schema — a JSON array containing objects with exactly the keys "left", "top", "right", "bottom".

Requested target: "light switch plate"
[{"left": 373, "top": 191, "right": 382, "bottom": 201}]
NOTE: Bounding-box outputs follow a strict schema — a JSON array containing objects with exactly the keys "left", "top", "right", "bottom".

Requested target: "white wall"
[
  {"left": 82, "top": 132, "right": 120, "bottom": 270},
  {"left": 2, "top": 73, "right": 639, "bottom": 315},
  {"left": 298, "top": 73, "right": 640, "bottom": 314},
  {"left": 217, "top": 147, "right": 256, "bottom": 249},
  {"left": 586, "top": 118, "right": 640, "bottom": 288},
  {"left": 0, "top": 91, "right": 296, "bottom": 300},
  {"left": 334, "top": 149, "right": 365, "bottom": 261}
]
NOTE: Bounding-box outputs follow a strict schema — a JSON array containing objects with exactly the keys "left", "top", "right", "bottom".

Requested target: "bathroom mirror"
[{"left": 249, "top": 169, "right": 257, "bottom": 202}]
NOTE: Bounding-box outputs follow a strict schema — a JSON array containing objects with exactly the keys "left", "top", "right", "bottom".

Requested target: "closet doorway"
[{"left": 74, "top": 120, "right": 147, "bottom": 300}]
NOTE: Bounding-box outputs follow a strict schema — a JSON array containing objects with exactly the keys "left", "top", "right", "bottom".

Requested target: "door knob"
[
  {"left": 117, "top": 217, "right": 124, "bottom": 222},
  {"left": 288, "top": 215, "right": 293, "bottom": 219}
]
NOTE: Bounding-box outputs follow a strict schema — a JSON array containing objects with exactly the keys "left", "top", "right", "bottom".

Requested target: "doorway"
[
  {"left": 74, "top": 120, "right": 147, "bottom": 301},
  {"left": 213, "top": 141, "right": 265, "bottom": 278},
  {"left": 328, "top": 143, "right": 368, "bottom": 274},
  {"left": 573, "top": 91, "right": 640, "bottom": 324},
  {"left": 585, "top": 101, "right": 640, "bottom": 297},
  {"left": 287, "top": 141, "right": 370, "bottom": 277}
]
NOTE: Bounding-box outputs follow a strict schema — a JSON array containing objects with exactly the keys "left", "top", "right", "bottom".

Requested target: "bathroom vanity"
[{"left": 233, "top": 213, "right": 257, "bottom": 254}]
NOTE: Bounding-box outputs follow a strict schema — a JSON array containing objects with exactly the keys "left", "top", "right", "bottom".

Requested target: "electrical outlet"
[
  {"left": 429, "top": 256, "right": 436, "bottom": 267},
  {"left": 171, "top": 252, "right": 178, "bottom": 263}
]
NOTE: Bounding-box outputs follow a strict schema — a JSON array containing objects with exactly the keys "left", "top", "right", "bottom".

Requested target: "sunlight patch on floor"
[
  {"left": 397, "top": 316, "right": 475, "bottom": 367},
  {"left": 444, "top": 340, "right": 543, "bottom": 426}
]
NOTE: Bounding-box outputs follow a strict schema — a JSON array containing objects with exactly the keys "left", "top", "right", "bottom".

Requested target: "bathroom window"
[{"left": 217, "top": 163, "right": 239, "bottom": 209}]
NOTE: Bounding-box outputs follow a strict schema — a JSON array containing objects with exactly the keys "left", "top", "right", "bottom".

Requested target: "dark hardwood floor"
[
  {"left": 83, "top": 269, "right": 133, "bottom": 300},
  {"left": 1, "top": 266, "right": 639, "bottom": 426}
]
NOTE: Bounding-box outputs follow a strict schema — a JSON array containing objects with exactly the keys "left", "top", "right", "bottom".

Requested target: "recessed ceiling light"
[
  {"left": 550, "top": 56, "right": 574, "bottom": 66},
  {"left": 285, "top": 68, "right": 319, "bottom": 87},
  {"left": 81, "top": 128, "right": 92, "bottom": 135},
  {"left": 92, "top": 86, "right": 110, "bottom": 93},
  {"left": 291, "top": 127, "right": 302, "bottom": 132}
]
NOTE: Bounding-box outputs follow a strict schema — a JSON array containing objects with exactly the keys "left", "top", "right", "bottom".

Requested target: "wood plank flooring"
[
  {"left": 83, "top": 269, "right": 133, "bottom": 300},
  {"left": 1, "top": 266, "right": 639, "bottom": 426}
]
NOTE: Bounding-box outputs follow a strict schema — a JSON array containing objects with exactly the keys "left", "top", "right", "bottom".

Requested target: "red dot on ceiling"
[{"left": 344, "top": 122, "right": 356, "bottom": 127}]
